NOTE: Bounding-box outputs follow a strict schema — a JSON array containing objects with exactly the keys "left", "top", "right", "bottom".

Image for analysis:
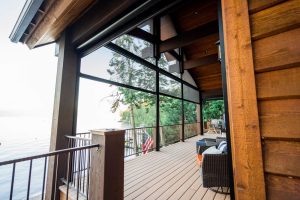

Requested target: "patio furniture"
[
  {"left": 202, "top": 153, "right": 229, "bottom": 188},
  {"left": 201, "top": 141, "right": 230, "bottom": 190}
]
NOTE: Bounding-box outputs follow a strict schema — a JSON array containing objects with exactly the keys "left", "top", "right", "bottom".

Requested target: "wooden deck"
[{"left": 124, "top": 136, "right": 230, "bottom": 200}]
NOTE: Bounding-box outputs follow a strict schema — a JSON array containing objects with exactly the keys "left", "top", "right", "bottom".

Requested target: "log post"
[{"left": 89, "top": 129, "right": 125, "bottom": 200}]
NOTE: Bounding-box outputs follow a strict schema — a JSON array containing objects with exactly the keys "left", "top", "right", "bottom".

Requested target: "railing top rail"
[
  {"left": 65, "top": 135, "right": 91, "bottom": 141},
  {"left": 76, "top": 132, "right": 90, "bottom": 135},
  {"left": 0, "top": 144, "right": 100, "bottom": 166},
  {"left": 74, "top": 123, "right": 200, "bottom": 134}
]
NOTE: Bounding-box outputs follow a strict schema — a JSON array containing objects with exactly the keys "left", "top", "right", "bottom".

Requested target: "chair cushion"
[
  {"left": 202, "top": 146, "right": 222, "bottom": 155},
  {"left": 217, "top": 141, "right": 227, "bottom": 153}
]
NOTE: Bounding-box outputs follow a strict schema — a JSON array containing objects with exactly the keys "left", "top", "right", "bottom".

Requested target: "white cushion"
[
  {"left": 202, "top": 146, "right": 222, "bottom": 155},
  {"left": 218, "top": 141, "right": 227, "bottom": 150}
]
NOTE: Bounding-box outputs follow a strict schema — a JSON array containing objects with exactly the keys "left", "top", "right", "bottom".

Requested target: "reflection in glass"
[
  {"left": 81, "top": 47, "right": 156, "bottom": 91},
  {"left": 183, "top": 84, "right": 200, "bottom": 103},
  {"left": 159, "top": 74, "right": 181, "bottom": 98}
]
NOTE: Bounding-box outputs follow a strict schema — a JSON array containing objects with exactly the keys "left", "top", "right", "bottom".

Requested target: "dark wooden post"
[
  {"left": 45, "top": 30, "right": 79, "bottom": 200},
  {"left": 89, "top": 129, "right": 125, "bottom": 200}
]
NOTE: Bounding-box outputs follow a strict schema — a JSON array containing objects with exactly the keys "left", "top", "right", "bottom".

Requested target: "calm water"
[
  {"left": 0, "top": 116, "right": 129, "bottom": 200},
  {"left": 0, "top": 116, "right": 51, "bottom": 200}
]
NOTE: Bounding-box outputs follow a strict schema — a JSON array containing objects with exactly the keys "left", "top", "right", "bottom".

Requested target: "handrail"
[
  {"left": 0, "top": 144, "right": 99, "bottom": 166},
  {"left": 65, "top": 135, "right": 91, "bottom": 141}
]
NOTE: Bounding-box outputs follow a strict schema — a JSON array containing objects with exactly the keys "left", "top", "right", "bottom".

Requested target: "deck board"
[
  {"left": 60, "top": 135, "right": 230, "bottom": 200},
  {"left": 124, "top": 135, "right": 229, "bottom": 200}
]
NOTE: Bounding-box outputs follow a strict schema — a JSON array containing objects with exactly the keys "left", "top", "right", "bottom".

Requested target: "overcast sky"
[{"left": 0, "top": 0, "right": 57, "bottom": 117}]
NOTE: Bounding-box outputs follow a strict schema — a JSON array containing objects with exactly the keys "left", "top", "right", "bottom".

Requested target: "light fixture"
[{"left": 215, "top": 40, "right": 221, "bottom": 62}]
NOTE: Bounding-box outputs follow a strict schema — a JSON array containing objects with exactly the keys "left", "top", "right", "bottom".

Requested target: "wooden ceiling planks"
[
  {"left": 163, "top": 0, "right": 221, "bottom": 97},
  {"left": 172, "top": 0, "right": 218, "bottom": 32},
  {"left": 26, "top": 0, "right": 96, "bottom": 49}
]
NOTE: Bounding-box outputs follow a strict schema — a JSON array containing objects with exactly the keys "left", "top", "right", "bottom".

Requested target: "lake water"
[
  {"left": 0, "top": 115, "right": 130, "bottom": 200},
  {"left": 0, "top": 116, "right": 51, "bottom": 200}
]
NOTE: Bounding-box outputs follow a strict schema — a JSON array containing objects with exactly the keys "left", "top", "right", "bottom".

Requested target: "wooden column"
[
  {"left": 90, "top": 129, "right": 125, "bottom": 200},
  {"left": 220, "top": 0, "right": 266, "bottom": 199},
  {"left": 45, "top": 30, "right": 79, "bottom": 200}
]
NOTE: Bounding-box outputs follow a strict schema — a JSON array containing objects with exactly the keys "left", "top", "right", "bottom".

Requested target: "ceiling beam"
[
  {"left": 184, "top": 54, "right": 218, "bottom": 70},
  {"left": 159, "top": 20, "right": 219, "bottom": 53}
]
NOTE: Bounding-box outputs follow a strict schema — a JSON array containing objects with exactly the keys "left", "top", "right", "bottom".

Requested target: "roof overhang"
[
  {"left": 9, "top": 0, "right": 96, "bottom": 49},
  {"left": 9, "top": 0, "right": 44, "bottom": 43}
]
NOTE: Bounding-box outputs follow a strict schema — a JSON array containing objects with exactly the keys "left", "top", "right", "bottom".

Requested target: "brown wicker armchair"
[{"left": 202, "top": 153, "right": 229, "bottom": 188}]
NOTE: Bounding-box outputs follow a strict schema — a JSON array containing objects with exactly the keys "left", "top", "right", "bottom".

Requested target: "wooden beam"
[
  {"left": 221, "top": 0, "right": 266, "bottom": 199},
  {"left": 45, "top": 30, "right": 79, "bottom": 199},
  {"left": 70, "top": 0, "right": 139, "bottom": 46},
  {"left": 159, "top": 20, "right": 219, "bottom": 53},
  {"left": 26, "top": 0, "right": 95, "bottom": 49},
  {"left": 184, "top": 54, "right": 218, "bottom": 70}
]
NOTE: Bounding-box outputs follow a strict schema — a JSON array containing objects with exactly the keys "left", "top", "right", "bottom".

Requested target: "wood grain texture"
[
  {"left": 26, "top": 0, "right": 95, "bottom": 48},
  {"left": 173, "top": 0, "right": 218, "bottom": 32},
  {"left": 45, "top": 30, "right": 78, "bottom": 200},
  {"left": 259, "top": 99, "right": 300, "bottom": 139},
  {"left": 184, "top": 54, "right": 218, "bottom": 70},
  {"left": 250, "top": 0, "right": 300, "bottom": 40},
  {"left": 184, "top": 33, "right": 219, "bottom": 60},
  {"left": 256, "top": 66, "right": 300, "bottom": 100},
  {"left": 70, "top": 0, "right": 138, "bottom": 46},
  {"left": 263, "top": 140, "right": 300, "bottom": 177},
  {"left": 189, "top": 62, "right": 221, "bottom": 78},
  {"left": 221, "top": 0, "right": 266, "bottom": 199},
  {"left": 266, "top": 174, "right": 300, "bottom": 200},
  {"left": 248, "top": 0, "right": 286, "bottom": 13},
  {"left": 253, "top": 28, "right": 300, "bottom": 72}
]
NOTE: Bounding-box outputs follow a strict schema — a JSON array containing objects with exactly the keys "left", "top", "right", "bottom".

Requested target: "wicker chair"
[{"left": 202, "top": 153, "right": 229, "bottom": 188}]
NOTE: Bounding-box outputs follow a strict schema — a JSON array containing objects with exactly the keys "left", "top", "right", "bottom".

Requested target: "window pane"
[
  {"left": 112, "top": 34, "right": 156, "bottom": 64},
  {"left": 77, "top": 78, "right": 156, "bottom": 157},
  {"left": 81, "top": 47, "right": 156, "bottom": 91},
  {"left": 159, "top": 74, "right": 181, "bottom": 98},
  {"left": 160, "top": 95, "right": 182, "bottom": 145},
  {"left": 184, "top": 101, "right": 198, "bottom": 123},
  {"left": 182, "top": 70, "right": 197, "bottom": 86},
  {"left": 183, "top": 84, "right": 199, "bottom": 103},
  {"left": 158, "top": 53, "right": 181, "bottom": 78}
]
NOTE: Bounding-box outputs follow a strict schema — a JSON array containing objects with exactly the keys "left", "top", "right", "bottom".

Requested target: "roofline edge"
[{"left": 9, "top": 0, "right": 44, "bottom": 43}]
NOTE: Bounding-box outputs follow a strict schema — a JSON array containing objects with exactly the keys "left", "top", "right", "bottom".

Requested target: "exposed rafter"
[
  {"left": 159, "top": 20, "right": 219, "bottom": 53},
  {"left": 184, "top": 54, "right": 218, "bottom": 70}
]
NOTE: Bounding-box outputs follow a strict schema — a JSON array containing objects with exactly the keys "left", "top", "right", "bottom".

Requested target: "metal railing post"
[{"left": 89, "top": 129, "right": 125, "bottom": 200}]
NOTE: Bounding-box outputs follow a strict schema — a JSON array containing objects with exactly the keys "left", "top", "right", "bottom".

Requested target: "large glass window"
[
  {"left": 159, "top": 95, "right": 182, "bottom": 145},
  {"left": 77, "top": 78, "right": 156, "bottom": 133},
  {"left": 112, "top": 34, "right": 156, "bottom": 64},
  {"left": 159, "top": 74, "right": 181, "bottom": 98},
  {"left": 184, "top": 101, "right": 199, "bottom": 138},
  {"left": 158, "top": 53, "right": 181, "bottom": 78},
  {"left": 81, "top": 47, "right": 156, "bottom": 91},
  {"left": 183, "top": 84, "right": 200, "bottom": 103}
]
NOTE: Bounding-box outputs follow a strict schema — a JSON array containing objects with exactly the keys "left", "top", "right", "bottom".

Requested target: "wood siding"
[{"left": 249, "top": 0, "right": 300, "bottom": 199}]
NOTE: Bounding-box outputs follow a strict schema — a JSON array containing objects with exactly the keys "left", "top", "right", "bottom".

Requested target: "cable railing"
[{"left": 0, "top": 144, "right": 99, "bottom": 200}]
